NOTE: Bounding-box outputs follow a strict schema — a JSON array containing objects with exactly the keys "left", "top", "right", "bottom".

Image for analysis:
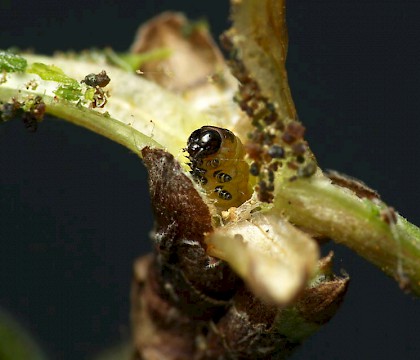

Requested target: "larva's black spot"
[
  {"left": 213, "top": 170, "right": 232, "bottom": 183},
  {"left": 191, "top": 167, "right": 207, "bottom": 176},
  {"left": 215, "top": 186, "right": 233, "bottom": 200},
  {"left": 198, "top": 176, "right": 208, "bottom": 185},
  {"left": 206, "top": 159, "right": 220, "bottom": 168}
]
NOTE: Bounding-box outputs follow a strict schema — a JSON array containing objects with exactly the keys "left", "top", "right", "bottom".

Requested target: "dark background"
[{"left": 1, "top": 0, "right": 420, "bottom": 359}]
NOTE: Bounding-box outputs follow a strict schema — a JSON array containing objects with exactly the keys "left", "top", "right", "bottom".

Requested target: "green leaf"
[
  {"left": 27, "top": 62, "right": 79, "bottom": 87},
  {"left": 0, "top": 51, "right": 27, "bottom": 72}
]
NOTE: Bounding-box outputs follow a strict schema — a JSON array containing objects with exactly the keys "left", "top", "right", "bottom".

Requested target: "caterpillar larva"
[{"left": 186, "top": 126, "right": 250, "bottom": 210}]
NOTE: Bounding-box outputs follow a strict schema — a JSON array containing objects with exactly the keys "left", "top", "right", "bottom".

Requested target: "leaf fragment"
[
  {"left": 54, "top": 85, "right": 83, "bottom": 101},
  {"left": 27, "top": 62, "right": 80, "bottom": 87},
  {"left": 206, "top": 210, "right": 319, "bottom": 305},
  {"left": 0, "top": 51, "right": 27, "bottom": 73}
]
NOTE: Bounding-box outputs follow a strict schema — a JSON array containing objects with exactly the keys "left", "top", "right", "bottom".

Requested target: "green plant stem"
[
  {"left": 273, "top": 175, "right": 420, "bottom": 294},
  {"left": 0, "top": 87, "right": 160, "bottom": 156}
]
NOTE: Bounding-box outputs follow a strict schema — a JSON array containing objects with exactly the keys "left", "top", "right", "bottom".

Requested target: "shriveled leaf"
[
  {"left": 206, "top": 210, "right": 319, "bottom": 305},
  {"left": 130, "top": 11, "right": 241, "bottom": 128},
  {"left": 130, "top": 12, "right": 234, "bottom": 93}
]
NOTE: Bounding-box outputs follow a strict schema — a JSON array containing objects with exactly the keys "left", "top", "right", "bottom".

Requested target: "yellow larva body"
[{"left": 186, "top": 126, "right": 250, "bottom": 211}]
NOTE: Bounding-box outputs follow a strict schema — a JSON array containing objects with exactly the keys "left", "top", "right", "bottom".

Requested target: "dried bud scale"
[
  {"left": 203, "top": 254, "right": 349, "bottom": 359},
  {"left": 131, "top": 148, "right": 348, "bottom": 359},
  {"left": 132, "top": 148, "right": 240, "bottom": 358},
  {"left": 141, "top": 148, "right": 239, "bottom": 300}
]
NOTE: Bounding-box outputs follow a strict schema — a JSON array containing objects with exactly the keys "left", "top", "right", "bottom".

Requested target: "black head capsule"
[{"left": 187, "top": 127, "right": 223, "bottom": 159}]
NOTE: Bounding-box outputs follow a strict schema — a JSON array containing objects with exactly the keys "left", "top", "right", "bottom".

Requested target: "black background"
[{"left": 1, "top": 0, "right": 420, "bottom": 359}]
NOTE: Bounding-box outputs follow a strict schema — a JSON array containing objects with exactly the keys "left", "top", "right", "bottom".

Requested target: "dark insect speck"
[
  {"left": 268, "top": 145, "right": 284, "bottom": 159},
  {"left": 250, "top": 162, "right": 260, "bottom": 176},
  {"left": 82, "top": 70, "right": 110, "bottom": 88},
  {"left": 1, "top": 102, "right": 21, "bottom": 121},
  {"left": 297, "top": 162, "right": 317, "bottom": 178}
]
